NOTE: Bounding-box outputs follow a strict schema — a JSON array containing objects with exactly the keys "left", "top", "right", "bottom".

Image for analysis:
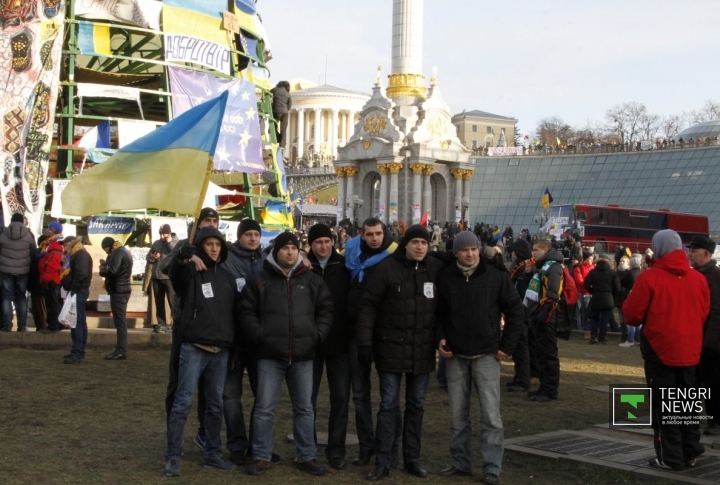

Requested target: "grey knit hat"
[{"left": 453, "top": 231, "right": 480, "bottom": 254}]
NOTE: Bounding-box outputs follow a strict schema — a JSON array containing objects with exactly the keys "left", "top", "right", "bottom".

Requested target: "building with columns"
[
  {"left": 334, "top": 0, "right": 474, "bottom": 226},
  {"left": 283, "top": 80, "right": 370, "bottom": 166}
]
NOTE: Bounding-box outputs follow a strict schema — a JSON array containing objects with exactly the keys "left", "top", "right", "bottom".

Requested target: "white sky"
[{"left": 259, "top": 0, "right": 718, "bottom": 135}]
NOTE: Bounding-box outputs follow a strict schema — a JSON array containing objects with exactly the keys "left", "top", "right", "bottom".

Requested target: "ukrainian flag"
[
  {"left": 61, "top": 92, "right": 228, "bottom": 217},
  {"left": 77, "top": 21, "right": 111, "bottom": 57},
  {"left": 541, "top": 188, "right": 554, "bottom": 209}
]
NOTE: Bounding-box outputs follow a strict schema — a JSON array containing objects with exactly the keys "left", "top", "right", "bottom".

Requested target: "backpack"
[{"left": 560, "top": 266, "right": 579, "bottom": 305}]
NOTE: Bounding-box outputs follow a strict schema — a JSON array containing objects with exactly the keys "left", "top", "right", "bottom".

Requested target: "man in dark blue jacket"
[
  {"left": 435, "top": 231, "right": 523, "bottom": 485},
  {"left": 99, "top": 237, "right": 133, "bottom": 360},
  {"left": 164, "top": 227, "right": 242, "bottom": 477}
]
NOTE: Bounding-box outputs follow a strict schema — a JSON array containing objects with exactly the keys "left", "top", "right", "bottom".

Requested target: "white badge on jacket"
[
  {"left": 202, "top": 283, "right": 214, "bottom": 298},
  {"left": 423, "top": 282, "right": 434, "bottom": 298},
  {"left": 236, "top": 278, "right": 246, "bottom": 293}
]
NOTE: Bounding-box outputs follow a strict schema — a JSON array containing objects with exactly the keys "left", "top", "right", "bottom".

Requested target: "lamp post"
[
  {"left": 347, "top": 194, "right": 363, "bottom": 227},
  {"left": 534, "top": 212, "right": 548, "bottom": 236}
]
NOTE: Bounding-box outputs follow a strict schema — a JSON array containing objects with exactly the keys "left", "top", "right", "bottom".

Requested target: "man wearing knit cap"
[
  {"left": 160, "top": 207, "right": 220, "bottom": 442},
  {"left": 357, "top": 225, "right": 443, "bottom": 481},
  {"left": 435, "top": 231, "right": 523, "bottom": 485},
  {"left": 623, "top": 229, "right": 710, "bottom": 471},
  {"left": 39, "top": 221, "right": 65, "bottom": 333},
  {"left": 0, "top": 213, "right": 37, "bottom": 332},
  {"left": 99, "top": 237, "right": 133, "bottom": 360},
  {"left": 307, "top": 223, "right": 352, "bottom": 470},
  {"left": 147, "top": 223, "right": 177, "bottom": 333},
  {"left": 240, "top": 231, "right": 334, "bottom": 477}
]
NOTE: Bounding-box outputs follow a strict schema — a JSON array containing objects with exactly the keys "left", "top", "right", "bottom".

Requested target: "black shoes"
[
  {"left": 165, "top": 458, "right": 181, "bottom": 477},
  {"left": 229, "top": 450, "right": 246, "bottom": 466},
  {"left": 202, "top": 455, "right": 237, "bottom": 471},
  {"left": 439, "top": 465, "right": 473, "bottom": 477},
  {"left": 483, "top": 472, "right": 500, "bottom": 484},
  {"left": 246, "top": 459, "right": 271, "bottom": 475},
  {"left": 104, "top": 350, "right": 127, "bottom": 360},
  {"left": 328, "top": 457, "right": 346, "bottom": 470},
  {"left": 63, "top": 355, "right": 83, "bottom": 364},
  {"left": 296, "top": 458, "right": 326, "bottom": 476},
  {"left": 404, "top": 462, "right": 427, "bottom": 478},
  {"left": 367, "top": 465, "right": 390, "bottom": 481},
  {"left": 153, "top": 324, "right": 167, "bottom": 333},
  {"left": 529, "top": 393, "right": 557, "bottom": 402},
  {"left": 353, "top": 448, "right": 375, "bottom": 466}
]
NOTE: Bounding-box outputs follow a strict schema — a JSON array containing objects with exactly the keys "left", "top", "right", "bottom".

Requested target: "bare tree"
[
  {"left": 638, "top": 112, "right": 661, "bottom": 140},
  {"left": 659, "top": 114, "right": 686, "bottom": 140},
  {"left": 535, "top": 116, "right": 574, "bottom": 146},
  {"left": 605, "top": 102, "right": 648, "bottom": 143},
  {"left": 691, "top": 99, "right": 720, "bottom": 123}
]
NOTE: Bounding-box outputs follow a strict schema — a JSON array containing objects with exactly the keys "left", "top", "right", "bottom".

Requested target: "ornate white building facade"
[
  {"left": 283, "top": 81, "right": 370, "bottom": 166},
  {"left": 334, "top": 0, "right": 474, "bottom": 226}
]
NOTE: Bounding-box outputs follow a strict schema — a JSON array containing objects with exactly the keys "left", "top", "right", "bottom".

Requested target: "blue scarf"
[{"left": 344, "top": 236, "right": 394, "bottom": 282}]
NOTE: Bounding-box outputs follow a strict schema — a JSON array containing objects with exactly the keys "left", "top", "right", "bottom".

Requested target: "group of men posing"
[{"left": 153, "top": 206, "right": 715, "bottom": 483}]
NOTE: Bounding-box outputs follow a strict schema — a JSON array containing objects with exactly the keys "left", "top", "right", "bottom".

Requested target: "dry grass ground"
[{"left": 0, "top": 336, "right": 672, "bottom": 485}]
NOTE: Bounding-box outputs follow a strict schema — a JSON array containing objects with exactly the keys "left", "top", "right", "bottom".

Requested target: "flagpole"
[{"left": 188, "top": 155, "right": 214, "bottom": 243}]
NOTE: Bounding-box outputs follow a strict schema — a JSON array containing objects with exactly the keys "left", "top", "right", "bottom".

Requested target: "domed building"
[
  {"left": 282, "top": 80, "right": 370, "bottom": 166},
  {"left": 673, "top": 119, "right": 720, "bottom": 143}
]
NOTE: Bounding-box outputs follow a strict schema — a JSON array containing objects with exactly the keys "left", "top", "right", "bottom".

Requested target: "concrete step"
[{"left": 0, "top": 327, "right": 171, "bottom": 348}]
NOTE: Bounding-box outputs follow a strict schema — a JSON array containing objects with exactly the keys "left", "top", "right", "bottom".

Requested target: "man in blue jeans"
[
  {"left": 0, "top": 212, "right": 37, "bottom": 332},
  {"left": 435, "top": 232, "right": 523, "bottom": 485},
  {"left": 59, "top": 237, "right": 92, "bottom": 364},
  {"left": 239, "top": 232, "right": 333, "bottom": 477}
]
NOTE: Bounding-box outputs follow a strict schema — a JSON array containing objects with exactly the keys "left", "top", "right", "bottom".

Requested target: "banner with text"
[
  {"left": 75, "top": 0, "right": 162, "bottom": 30},
  {"left": 164, "top": 34, "right": 231, "bottom": 75},
  {"left": 87, "top": 215, "right": 135, "bottom": 246},
  {"left": 488, "top": 146, "right": 523, "bottom": 156}
]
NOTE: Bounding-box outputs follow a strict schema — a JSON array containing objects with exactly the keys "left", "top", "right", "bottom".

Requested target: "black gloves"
[
  {"left": 358, "top": 346, "right": 374, "bottom": 367},
  {"left": 179, "top": 243, "right": 195, "bottom": 260},
  {"left": 229, "top": 350, "right": 242, "bottom": 373}
]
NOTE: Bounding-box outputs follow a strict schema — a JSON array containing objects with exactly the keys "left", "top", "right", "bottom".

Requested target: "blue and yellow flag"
[
  {"left": 61, "top": 92, "right": 228, "bottom": 217},
  {"left": 541, "top": 188, "right": 554, "bottom": 209},
  {"left": 77, "top": 21, "right": 111, "bottom": 57}
]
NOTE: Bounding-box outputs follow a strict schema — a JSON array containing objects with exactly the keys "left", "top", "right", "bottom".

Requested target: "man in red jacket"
[
  {"left": 623, "top": 229, "right": 710, "bottom": 471},
  {"left": 573, "top": 250, "right": 594, "bottom": 339},
  {"left": 39, "top": 222, "right": 64, "bottom": 333}
]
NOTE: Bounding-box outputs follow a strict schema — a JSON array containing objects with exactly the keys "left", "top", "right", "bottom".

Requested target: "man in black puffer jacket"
[
  {"left": 307, "top": 223, "right": 351, "bottom": 470},
  {"left": 584, "top": 255, "right": 621, "bottom": 345},
  {"left": 240, "top": 232, "right": 333, "bottom": 477},
  {"left": 164, "top": 227, "right": 242, "bottom": 478},
  {"left": 99, "top": 237, "right": 133, "bottom": 360},
  {"left": 356, "top": 225, "right": 444, "bottom": 481},
  {"left": 435, "top": 231, "right": 523, "bottom": 485}
]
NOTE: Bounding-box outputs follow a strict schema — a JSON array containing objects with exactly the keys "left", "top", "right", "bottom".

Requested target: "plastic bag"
[{"left": 59, "top": 293, "right": 77, "bottom": 329}]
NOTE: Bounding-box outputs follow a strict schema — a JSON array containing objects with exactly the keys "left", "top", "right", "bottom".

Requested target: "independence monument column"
[{"left": 387, "top": 0, "right": 426, "bottom": 103}]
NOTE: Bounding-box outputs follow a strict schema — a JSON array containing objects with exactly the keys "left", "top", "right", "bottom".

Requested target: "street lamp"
[
  {"left": 454, "top": 197, "right": 470, "bottom": 226},
  {"left": 347, "top": 194, "right": 363, "bottom": 224},
  {"left": 533, "top": 213, "right": 548, "bottom": 234}
]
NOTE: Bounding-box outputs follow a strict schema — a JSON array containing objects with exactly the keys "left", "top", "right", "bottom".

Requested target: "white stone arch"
[{"left": 360, "top": 169, "right": 381, "bottom": 222}]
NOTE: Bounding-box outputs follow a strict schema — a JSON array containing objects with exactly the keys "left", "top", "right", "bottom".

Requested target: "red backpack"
[{"left": 561, "top": 266, "right": 579, "bottom": 305}]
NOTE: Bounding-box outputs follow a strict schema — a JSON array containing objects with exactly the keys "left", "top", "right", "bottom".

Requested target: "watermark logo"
[{"left": 610, "top": 386, "right": 652, "bottom": 427}]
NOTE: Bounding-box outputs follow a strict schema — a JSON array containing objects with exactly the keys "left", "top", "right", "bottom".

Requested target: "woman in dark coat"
[{"left": 584, "top": 255, "right": 621, "bottom": 344}]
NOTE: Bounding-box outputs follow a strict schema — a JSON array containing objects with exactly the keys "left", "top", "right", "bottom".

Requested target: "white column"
[
  {"left": 296, "top": 108, "right": 304, "bottom": 162},
  {"left": 392, "top": 0, "right": 424, "bottom": 74},
  {"left": 378, "top": 165, "right": 388, "bottom": 223},
  {"left": 388, "top": 164, "right": 401, "bottom": 223},
  {"left": 314, "top": 108, "right": 322, "bottom": 157},
  {"left": 284, "top": 109, "right": 292, "bottom": 155},
  {"left": 410, "top": 163, "right": 423, "bottom": 224},
  {"left": 330, "top": 108, "right": 339, "bottom": 158},
  {"left": 336, "top": 168, "right": 346, "bottom": 220},
  {"left": 347, "top": 111, "right": 355, "bottom": 141},
  {"left": 345, "top": 167, "right": 357, "bottom": 221},
  {"left": 339, "top": 112, "right": 346, "bottom": 146},
  {"left": 422, "top": 165, "right": 433, "bottom": 221},
  {"left": 304, "top": 109, "right": 310, "bottom": 143}
]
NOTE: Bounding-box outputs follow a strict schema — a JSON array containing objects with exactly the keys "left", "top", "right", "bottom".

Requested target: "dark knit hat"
[
  {"left": 237, "top": 218, "right": 262, "bottom": 237},
  {"left": 199, "top": 207, "right": 219, "bottom": 223},
  {"left": 402, "top": 224, "right": 431, "bottom": 244},
  {"left": 582, "top": 250, "right": 593, "bottom": 261},
  {"left": 689, "top": 235, "right": 716, "bottom": 253},
  {"left": 453, "top": 231, "right": 480, "bottom": 254},
  {"left": 101, "top": 237, "right": 115, "bottom": 249},
  {"left": 511, "top": 238, "right": 532, "bottom": 261},
  {"left": 48, "top": 222, "right": 63, "bottom": 234},
  {"left": 10, "top": 213, "right": 23, "bottom": 223},
  {"left": 272, "top": 231, "right": 300, "bottom": 260},
  {"left": 308, "top": 223, "right": 333, "bottom": 245},
  {"left": 159, "top": 224, "right": 172, "bottom": 234}
]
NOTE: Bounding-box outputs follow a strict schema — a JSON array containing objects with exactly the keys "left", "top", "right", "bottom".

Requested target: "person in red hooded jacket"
[
  {"left": 38, "top": 222, "right": 64, "bottom": 333},
  {"left": 623, "top": 229, "right": 710, "bottom": 472}
]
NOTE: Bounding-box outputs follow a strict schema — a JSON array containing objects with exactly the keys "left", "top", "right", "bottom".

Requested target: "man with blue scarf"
[{"left": 343, "top": 217, "right": 398, "bottom": 467}]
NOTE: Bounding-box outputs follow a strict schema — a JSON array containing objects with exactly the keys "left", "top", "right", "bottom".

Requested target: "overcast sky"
[{"left": 259, "top": 0, "right": 717, "bottom": 136}]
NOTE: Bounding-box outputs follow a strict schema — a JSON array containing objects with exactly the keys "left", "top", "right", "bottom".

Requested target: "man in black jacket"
[
  {"left": 357, "top": 225, "right": 443, "bottom": 481},
  {"left": 436, "top": 232, "right": 523, "bottom": 485},
  {"left": 147, "top": 223, "right": 177, "bottom": 333},
  {"left": 60, "top": 237, "right": 93, "bottom": 364},
  {"left": 584, "top": 256, "right": 621, "bottom": 345},
  {"left": 99, "top": 237, "right": 133, "bottom": 360},
  {"left": 525, "top": 239, "right": 565, "bottom": 402},
  {"left": 240, "top": 232, "right": 333, "bottom": 477},
  {"left": 307, "top": 223, "right": 351, "bottom": 470},
  {"left": 506, "top": 238, "right": 537, "bottom": 392},
  {"left": 343, "top": 217, "right": 399, "bottom": 466},
  {"left": 688, "top": 236, "right": 720, "bottom": 436},
  {"left": 164, "top": 227, "right": 241, "bottom": 477}
]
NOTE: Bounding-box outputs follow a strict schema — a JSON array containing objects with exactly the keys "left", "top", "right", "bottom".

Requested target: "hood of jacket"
[
  {"left": 595, "top": 259, "right": 612, "bottom": 271},
  {"left": 653, "top": 249, "right": 692, "bottom": 277},
  {"left": 265, "top": 251, "right": 307, "bottom": 278},
  {"left": 535, "top": 247, "right": 564, "bottom": 268},
  {"left": 194, "top": 227, "right": 228, "bottom": 266},
  {"left": 6, "top": 221, "right": 30, "bottom": 240}
]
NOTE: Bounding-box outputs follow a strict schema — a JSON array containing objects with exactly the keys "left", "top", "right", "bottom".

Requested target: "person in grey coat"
[
  {"left": 270, "top": 81, "right": 291, "bottom": 144},
  {"left": 0, "top": 213, "right": 37, "bottom": 332}
]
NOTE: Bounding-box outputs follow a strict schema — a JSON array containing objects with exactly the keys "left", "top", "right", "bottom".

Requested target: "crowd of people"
[{"left": 1, "top": 209, "right": 717, "bottom": 482}]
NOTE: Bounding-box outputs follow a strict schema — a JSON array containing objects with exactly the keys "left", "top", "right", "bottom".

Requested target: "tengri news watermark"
[{"left": 609, "top": 385, "right": 713, "bottom": 428}]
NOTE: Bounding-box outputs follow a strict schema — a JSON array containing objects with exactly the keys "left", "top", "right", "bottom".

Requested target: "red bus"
[{"left": 546, "top": 204, "right": 709, "bottom": 253}]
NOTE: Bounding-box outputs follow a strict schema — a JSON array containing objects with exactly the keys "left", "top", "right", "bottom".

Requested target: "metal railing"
[{"left": 471, "top": 138, "right": 720, "bottom": 157}]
